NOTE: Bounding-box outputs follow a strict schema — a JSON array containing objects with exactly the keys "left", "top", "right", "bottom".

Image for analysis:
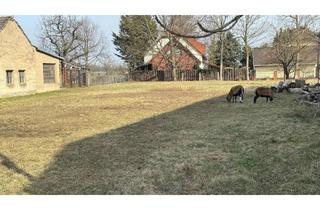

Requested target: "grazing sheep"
[
  {"left": 226, "top": 85, "right": 244, "bottom": 103},
  {"left": 254, "top": 87, "right": 273, "bottom": 103}
]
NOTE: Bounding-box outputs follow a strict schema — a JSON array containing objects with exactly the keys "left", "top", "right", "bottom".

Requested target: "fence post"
[
  {"left": 78, "top": 69, "right": 81, "bottom": 87},
  {"left": 70, "top": 69, "right": 73, "bottom": 87},
  {"left": 86, "top": 69, "right": 91, "bottom": 86}
]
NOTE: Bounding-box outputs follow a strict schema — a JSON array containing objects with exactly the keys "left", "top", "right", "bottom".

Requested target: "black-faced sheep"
[
  {"left": 254, "top": 87, "right": 273, "bottom": 103},
  {"left": 226, "top": 85, "right": 244, "bottom": 103}
]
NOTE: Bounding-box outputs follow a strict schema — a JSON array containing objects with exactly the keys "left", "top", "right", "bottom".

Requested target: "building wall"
[
  {"left": 34, "top": 51, "right": 61, "bottom": 92},
  {"left": 0, "top": 19, "right": 61, "bottom": 97},
  {"left": 255, "top": 64, "right": 316, "bottom": 80},
  {"left": 0, "top": 20, "right": 37, "bottom": 96}
]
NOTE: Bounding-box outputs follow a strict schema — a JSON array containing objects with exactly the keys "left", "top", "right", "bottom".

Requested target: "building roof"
[
  {"left": 253, "top": 45, "right": 319, "bottom": 66},
  {"left": 186, "top": 38, "right": 206, "bottom": 56},
  {"left": 252, "top": 47, "right": 278, "bottom": 66},
  {"left": 34, "top": 46, "right": 64, "bottom": 60}
]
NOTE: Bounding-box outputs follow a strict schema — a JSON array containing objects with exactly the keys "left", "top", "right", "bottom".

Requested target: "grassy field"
[{"left": 1, "top": 80, "right": 320, "bottom": 194}]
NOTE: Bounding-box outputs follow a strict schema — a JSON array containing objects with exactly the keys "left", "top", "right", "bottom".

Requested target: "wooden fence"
[
  {"left": 62, "top": 69, "right": 129, "bottom": 87},
  {"left": 130, "top": 67, "right": 252, "bottom": 81},
  {"left": 89, "top": 71, "right": 129, "bottom": 85}
]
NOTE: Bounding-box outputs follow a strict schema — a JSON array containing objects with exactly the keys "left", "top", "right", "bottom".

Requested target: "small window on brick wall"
[
  {"left": 6, "top": 70, "right": 13, "bottom": 85},
  {"left": 19, "top": 70, "right": 26, "bottom": 84},
  {"left": 43, "top": 63, "right": 55, "bottom": 83}
]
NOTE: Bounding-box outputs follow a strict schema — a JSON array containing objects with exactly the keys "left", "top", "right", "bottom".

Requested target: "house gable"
[
  {"left": 149, "top": 41, "right": 201, "bottom": 71},
  {"left": 0, "top": 16, "right": 33, "bottom": 48},
  {"left": 144, "top": 37, "right": 205, "bottom": 69},
  {"left": 144, "top": 37, "right": 170, "bottom": 64}
]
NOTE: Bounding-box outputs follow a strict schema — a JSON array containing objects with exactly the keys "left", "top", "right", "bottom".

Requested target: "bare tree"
[
  {"left": 157, "top": 15, "right": 198, "bottom": 35},
  {"left": 76, "top": 17, "right": 108, "bottom": 68},
  {"left": 39, "top": 15, "right": 108, "bottom": 69},
  {"left": 273, "top": 28, "right": 314, "bottom": 80},
  {"left": 278, "top": 15, "right": 319, "bottom": 77},
  {"left": 39, "top": 16, "right": 83, "bottom": 63},
  {"left": 234, "top": 15, "right": 268, "bottom": 80},
  {"left": 155, "top": 15, "right": 242, "bottom": 38}
]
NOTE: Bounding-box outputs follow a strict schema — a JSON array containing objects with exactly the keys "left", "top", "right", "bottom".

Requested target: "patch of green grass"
[
  {"left": 1, "top": 80, "right": 320, "bottom": 194},
  {"left": 237, "top": 157, "right": 257, "bottom": 171}
]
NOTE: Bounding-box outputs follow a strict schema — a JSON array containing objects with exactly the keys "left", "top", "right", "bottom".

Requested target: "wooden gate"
[{"left": 61, "top": 63, "right": 89, "bottom": 87}]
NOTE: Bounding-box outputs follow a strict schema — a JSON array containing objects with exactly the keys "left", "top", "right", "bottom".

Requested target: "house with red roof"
[{"left": 143, "top": 35, "right": 207, "bottom": 72}]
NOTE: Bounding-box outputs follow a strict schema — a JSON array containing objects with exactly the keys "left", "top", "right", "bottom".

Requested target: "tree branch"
[{"left": 154, "top": 15, "right": 243, "bottom": 38}]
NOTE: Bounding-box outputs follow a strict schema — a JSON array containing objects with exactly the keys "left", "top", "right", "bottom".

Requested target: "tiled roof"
[{"left": 186, "top": 38, "right": 206, "bottom": 56}]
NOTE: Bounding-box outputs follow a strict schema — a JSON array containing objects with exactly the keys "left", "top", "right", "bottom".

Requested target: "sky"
[{"left": 15, "top": 15, "right": 121, "bottom": 62}]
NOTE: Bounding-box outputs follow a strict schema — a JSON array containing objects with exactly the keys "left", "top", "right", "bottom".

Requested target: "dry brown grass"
[{"left": 1, "top": 80, "right": 319, "bottom": 194}]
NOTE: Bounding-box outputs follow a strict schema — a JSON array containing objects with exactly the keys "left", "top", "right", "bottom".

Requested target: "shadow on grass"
[
  {"left": 23, "top": 93, "right": 320, "bottom": 194},
  {"left": 0, "top": 153, "right": 34, "bottom": 181}
]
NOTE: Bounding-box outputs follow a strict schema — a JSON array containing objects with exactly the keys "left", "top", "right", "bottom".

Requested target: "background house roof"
[
  {"left": 253, "top": 45, "right": 319, "bottom": 66},
  {"left": 253, "top": 47, "right": 278, "bottom": 66}
]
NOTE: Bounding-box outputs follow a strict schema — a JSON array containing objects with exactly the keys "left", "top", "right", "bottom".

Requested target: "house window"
[
  {"left": 6, "top": 70, "right": 13, "bottom": 86},
  {"left": 43, "top": 63, "right": 55, "bottom": 83},
  {"left": 19, "top": 70, "right": 26, "bottom": 84}
]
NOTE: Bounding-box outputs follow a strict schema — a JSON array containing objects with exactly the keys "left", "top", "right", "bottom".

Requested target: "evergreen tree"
[
  {"left": 214, "top": 32, "right": 242, "bottom": 68},
  {"left": 208, "top": 36, "right": 218, "bottom": 65},
  {"left": 112, "top": 16, "right": 158, "bottom": 71}
]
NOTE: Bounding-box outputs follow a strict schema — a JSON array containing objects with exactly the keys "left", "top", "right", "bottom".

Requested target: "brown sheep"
[
  {"left": 254, "top": 87, "right": 273, "bottom": 103},
  {"left": 226, "top": 85, "right": 244, "bottom": 103}
]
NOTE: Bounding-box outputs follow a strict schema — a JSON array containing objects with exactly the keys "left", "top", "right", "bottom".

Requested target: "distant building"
[
  {"left": 143, "top": 36, "right": 206, "bottom": 71},
  {"left": 0, "top": 16, "right": 63, "bottom": 97},
  {"left": 253, "top": 45, "right": 318, "bottom": 80}
]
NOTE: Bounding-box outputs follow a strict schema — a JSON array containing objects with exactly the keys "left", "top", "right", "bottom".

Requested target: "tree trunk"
[
  {"left": 294, "top": 15, "right": 300, "bottom": 79},
  {"left": 246, "top": 46, "right": 250, "bottom": 80},
  {"left": 172, "top": 67, "right": 177, "bottom": 81},
  {"left": 172, "top": 57, "right": 177, "bottom": 81},
  {"left": 220, "top": 37, "right": 224, "bottom": 81},
  {"left": 295, "top": 52, "right": 300, "bottom": 79},
  {"left": 284, "top": 66, "right": 290, "bottom": 80}
]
